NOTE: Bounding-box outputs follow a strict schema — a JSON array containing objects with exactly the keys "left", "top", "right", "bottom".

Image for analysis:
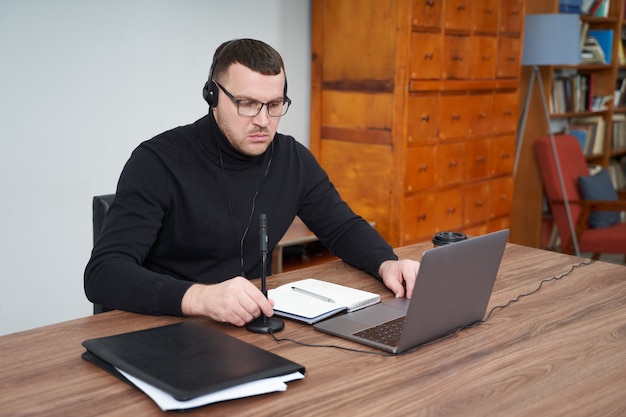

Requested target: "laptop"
[{"left": 314, "top": 229, "right": 509, "bottom": 354}]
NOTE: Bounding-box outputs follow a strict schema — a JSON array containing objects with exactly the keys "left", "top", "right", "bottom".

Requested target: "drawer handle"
[
  {"left": 426, "top": 0, "right": 435, "bottom": 6},
  {"left": 424, "top": 53, "right": 434, "bottom": 60},
  {"left": 417, "top": 213, "right": 427, "bottom": 221},
  {"left": 479, "top": 112, "right": 487, "bottom": 119},
  {"left": 486, "top": 8, "right": 494, "bottom": 14},
  {"left": 500, "top": 194, "right": 507, "bottom": 201},
  {"left": 507, "top": 56, "right": 515, "bottom": 62},
  {"left": 476, "top": 156, "right": 485, "bottom": 163},
  {"left": 503, "top": 109, "right": 512, "bottom": 116},
  {"left": 452, "top": 114, "right": 461, "bottom": 121},
  {"left": 457, "top": 4, "right": 466, "bottom": 11},
  {"left": 418, "top": 164, "right": 428, "bottom": 172},
  {"left": 482, "top": 54, "right": 491, "bottom": 62},
  {"left": 446, "top": 208, "right": 456, "bottom": 214},
  {"left": 452, "top": 53, "right": 464, "bottom": 62},
  {"left": 421, "top": 114, "right": 430, "bottom": 121},
  {"left": 449, "top": 161, "right": 458, "bottom": 168},
  {"left": 501, "top": 152, "right": 510, "bottom": 159},
  {"left": 475, "top": 200, "right": 484, "bottom": 207}
]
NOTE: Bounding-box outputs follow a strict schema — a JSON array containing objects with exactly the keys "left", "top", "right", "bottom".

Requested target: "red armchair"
[{"left": 534, "top": 134, "right": 626, "bottom": 262}]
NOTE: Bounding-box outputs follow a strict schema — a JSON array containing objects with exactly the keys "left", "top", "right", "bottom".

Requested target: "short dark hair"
[{"left": 211, "top": 38, "right": 285, "bottom": 83}]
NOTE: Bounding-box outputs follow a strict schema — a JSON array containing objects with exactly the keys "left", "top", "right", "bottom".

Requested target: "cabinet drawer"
[
  {"left": 488, "top": 216, "right": 510, "bottom": 233},
  {"left": 468, "top": 92, "right": 494, "bottom": 136},
  {"left": 471, "top": 0, "right": 498, "bottom": 33},
  {"left": 492, "top": 90, "right": 518, "bottom": 132},
  {"left": 411, "top": 32, "right": 442, "bottom": 80},
  {"left": 470, "top": 36, "right": 497, "bottom": 79},
  {"left": 434, "top": 188, "right": 463, "bottom": 232},
  {"left": 464, "top": 182, "right": 491, "bottom": 226},
  {"left": 443, "top": 0, "right": 471, "bottom": 31},
  {"left": 442, "top": 34, "right": 471, "bottom": 79},
  {"left": 464, "top": 223, "right": 488, "bottom": 237},
  {"left": 411, "top": 0, "right": 442, "bottom": 29},
  {"left": 466, "top": 138, "right": 491, "bottom": 180},
  {"left": 491, "top": 135, "right": 514, "bottom": 176},
  {"left": 407, "top": 93, "right": 439, "bottom": 145},
  {"left": 406, "top": 146, "right": 436, "bottom": 192},
  {"left": 438, "top": 93, "right": 469, "bottom": 140},
  {"left": 490, "top": 176, "right": 514, "bottom": 219},
  {"left": 436, "top": 142, "right": 466, "bottom": 186},
  {"left": 500, "top": 0, "right": 524, "bottom": 34},
  {"left": 403, "top": 193, "right": 436, "bottom": 242},
  {"left": 496, "top": 37, "right": 521, "bottom": 79}
]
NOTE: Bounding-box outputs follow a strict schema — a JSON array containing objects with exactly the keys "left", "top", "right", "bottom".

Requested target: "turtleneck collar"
[{"left": 197, "top": 110, "right": 267, "bottom": 171}]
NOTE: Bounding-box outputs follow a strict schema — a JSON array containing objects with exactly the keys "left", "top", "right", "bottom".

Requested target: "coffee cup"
[{"left": 432, "top": 231, "right": 467, "bottom": 247}]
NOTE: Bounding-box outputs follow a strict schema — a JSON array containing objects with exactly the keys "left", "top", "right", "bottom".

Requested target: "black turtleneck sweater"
[{"left": 84, "top": 114, "right": 397, "bottom": 316}]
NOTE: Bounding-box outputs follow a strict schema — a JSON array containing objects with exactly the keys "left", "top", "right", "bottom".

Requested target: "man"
[{"left": 85, "top": 38, "right": 420, "bottom": 326}]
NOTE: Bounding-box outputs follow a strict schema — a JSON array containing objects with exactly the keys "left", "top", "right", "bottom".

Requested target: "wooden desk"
[{"left": 2, "top": 243, "right": 626, "bottom": 416}]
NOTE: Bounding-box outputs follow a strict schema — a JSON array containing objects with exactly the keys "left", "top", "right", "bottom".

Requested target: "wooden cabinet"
[{"left": 311, "top": 0, "right": 525, "bottom": 246}]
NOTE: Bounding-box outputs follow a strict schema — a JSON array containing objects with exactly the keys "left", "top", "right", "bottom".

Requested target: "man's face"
[{"left": 212, "top": 63, "right": 286, "bottom": 156}]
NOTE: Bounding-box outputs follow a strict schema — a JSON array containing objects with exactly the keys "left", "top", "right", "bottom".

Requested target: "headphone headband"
[{"left": 202, "top": 40, "right": 288, "bottom": 107}]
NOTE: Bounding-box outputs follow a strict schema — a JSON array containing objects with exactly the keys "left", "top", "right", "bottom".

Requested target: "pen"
[{"left": 291, "top": 286, "right": 335, "bottom": 303}]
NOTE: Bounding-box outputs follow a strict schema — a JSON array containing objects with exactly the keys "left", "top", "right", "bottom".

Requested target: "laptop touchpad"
[{"left": 345, "top": 302, "right": 407, "bottom": 326}]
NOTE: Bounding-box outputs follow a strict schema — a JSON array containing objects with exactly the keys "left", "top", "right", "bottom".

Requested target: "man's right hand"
[{"left": 181, "top": 277, "right": 275, "bottom": 326}]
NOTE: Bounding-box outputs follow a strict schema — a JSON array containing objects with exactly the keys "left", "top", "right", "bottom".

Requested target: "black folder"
[{"left": 82, "top": 320, "right": 305, "bottom": 401}]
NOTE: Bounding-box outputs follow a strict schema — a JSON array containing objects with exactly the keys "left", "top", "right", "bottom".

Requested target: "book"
[
  {"left": 268, "top": 278, "right": 381, "bottom": 324},
  {"left": 582, "top": 37, "right": 606, "bottom": 64},
  {"left": 611, "top": 113, "right": 626, "bottom": 150},
  {"left": 82, "top": 321, "right": 305, "bottom": 410},
  {"left": 582, "top": 0, "right": 597, "bottom": 13},
  {"left": 559, "top": 0, "right": 583, "bottom": 13},
  {"left": 589, "top": 0, "right": 610, "bottom": 17},
  {"left": 588, "top": 29, "right": 614, "bottom": 64},
  {"left": 568, "top": 126, "right": 591, "bottom": 152},
  {"left": 571, "top": 115, "right": 606, "bottom": 155}
]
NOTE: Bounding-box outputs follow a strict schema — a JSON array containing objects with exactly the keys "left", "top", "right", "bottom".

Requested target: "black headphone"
[
  {"left": 202, "top": 44, "right": 228, "bottom": 107},
  {"left": 202, "top": 39, "right": 288, "bottom": 108}
]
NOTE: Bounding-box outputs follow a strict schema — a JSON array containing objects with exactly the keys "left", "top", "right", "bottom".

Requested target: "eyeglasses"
[{"left": 215, "top": 82, "right": 291, "bottom": 117}]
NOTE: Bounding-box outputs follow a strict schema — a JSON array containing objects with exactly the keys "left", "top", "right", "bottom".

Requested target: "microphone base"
[{"left": 246, "top": 316, "right": 285, "bottom": 334}]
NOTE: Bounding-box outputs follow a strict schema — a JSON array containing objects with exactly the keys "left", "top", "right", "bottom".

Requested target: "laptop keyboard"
[{"left": 353, "top": 317, "right": 405, "bottom": 347}]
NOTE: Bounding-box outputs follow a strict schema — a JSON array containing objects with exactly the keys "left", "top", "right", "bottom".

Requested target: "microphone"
[
  {"left": 260, "top": 213, "right": 268, "bottom": 262},
  {"left": 246, "top": 214, "right": 285, "bottom": 334}
]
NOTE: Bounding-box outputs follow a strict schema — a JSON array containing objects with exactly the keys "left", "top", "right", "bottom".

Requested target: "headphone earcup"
[{"left": 203, "top": 80, "right": 219, "bottom": 107}]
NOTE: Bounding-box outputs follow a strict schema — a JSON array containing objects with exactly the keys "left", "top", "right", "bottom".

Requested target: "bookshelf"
[{"left": 511, "top": 0, "right": 626, "bottom": 248}]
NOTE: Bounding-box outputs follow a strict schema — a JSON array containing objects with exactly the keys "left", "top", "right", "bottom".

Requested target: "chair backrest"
[
  {"left": 93, "top": 194, "right": 115, "bottom": 244},
  {"left": 534, "top": 134, "right": 588, "bottom": 249},
  {"left": 92, "top": 194, "right": 115, "bottom": 314}
]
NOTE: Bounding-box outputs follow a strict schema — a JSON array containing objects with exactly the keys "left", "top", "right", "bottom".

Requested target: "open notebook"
[{"left": 269, "top": 278, "right": 380, "bottom": 324}]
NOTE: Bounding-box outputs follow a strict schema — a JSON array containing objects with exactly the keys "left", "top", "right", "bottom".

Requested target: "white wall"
[{"left": 0, "top": 0, "right": 311, "bottom": 335}]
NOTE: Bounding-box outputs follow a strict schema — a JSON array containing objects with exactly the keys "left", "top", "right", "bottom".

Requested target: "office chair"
[
  {"left": 534, "top": 134, "right": 626, "bottom": 262},
  {"left": 92, "top": 193, "right": 116, "bottom": 314}
]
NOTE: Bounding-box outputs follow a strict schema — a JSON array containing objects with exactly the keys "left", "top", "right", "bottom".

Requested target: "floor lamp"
[{"left": 515, "top": 13, "right": 582, "bottom": 256}]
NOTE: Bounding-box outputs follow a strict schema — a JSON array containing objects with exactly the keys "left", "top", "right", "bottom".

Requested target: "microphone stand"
[{"left": 246, "top": 213, "right": 285, "bottom": 334}]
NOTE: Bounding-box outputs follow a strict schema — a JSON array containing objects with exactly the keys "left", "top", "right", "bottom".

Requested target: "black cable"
[{"left": 266, "top": 258, "right": 595, "bottom": 356}]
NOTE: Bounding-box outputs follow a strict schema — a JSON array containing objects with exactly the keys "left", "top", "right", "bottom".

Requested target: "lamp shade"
[{"left": 522, "top": 14, "right": 581, "bottom": 66}]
